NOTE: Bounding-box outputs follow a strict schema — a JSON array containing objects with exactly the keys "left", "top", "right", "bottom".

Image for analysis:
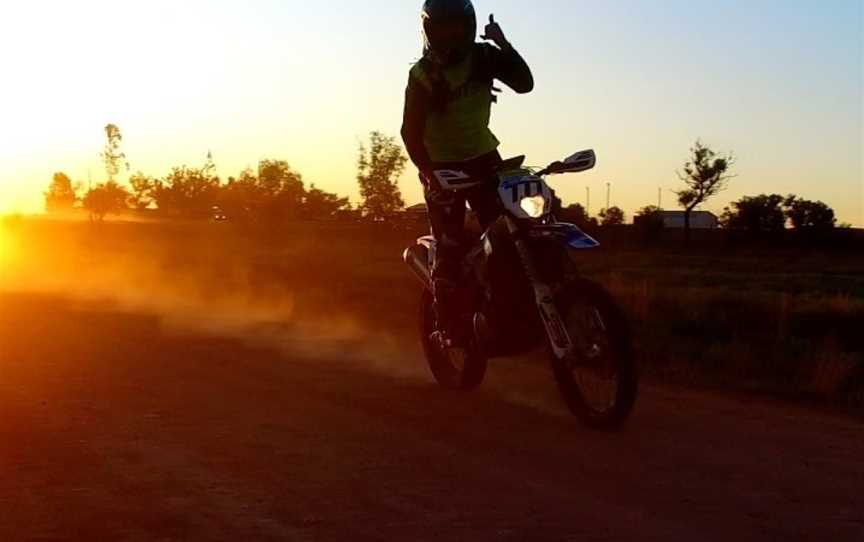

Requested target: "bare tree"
[
  {"left": 676, "top": 140, "right": 735, "bottom": 243},
  {"left": 101, "top": 124, "right": 129, "bottom": 183},
  {"left": 203, "top": 150, "right": 217, "bottom": 179}
]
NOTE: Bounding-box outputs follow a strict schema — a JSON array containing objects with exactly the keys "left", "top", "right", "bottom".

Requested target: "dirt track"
[{"left": 1, "top": 293, "right": 862, "bottom": 541}]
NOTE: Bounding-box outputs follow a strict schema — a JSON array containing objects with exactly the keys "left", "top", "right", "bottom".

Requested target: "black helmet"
[{"left": 421, "top": 0, "right": 477, "bottom": 65}]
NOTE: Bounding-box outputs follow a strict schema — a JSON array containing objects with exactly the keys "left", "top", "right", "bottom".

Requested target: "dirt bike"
[{"left": 403, "top": 150, "right": 638, "bottom": 429}]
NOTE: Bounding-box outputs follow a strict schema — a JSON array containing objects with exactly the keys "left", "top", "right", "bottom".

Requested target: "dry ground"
[
  {"left": 1, "top": 293, "right": 863, "bottom": 541},
  {"left": 0, "top": 219, "right": 862, "bottom": 540}
]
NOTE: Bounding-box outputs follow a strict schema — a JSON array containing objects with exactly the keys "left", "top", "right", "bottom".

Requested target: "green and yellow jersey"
[{"left": 401, "top": 42, "right": 533, "bottom": 170}]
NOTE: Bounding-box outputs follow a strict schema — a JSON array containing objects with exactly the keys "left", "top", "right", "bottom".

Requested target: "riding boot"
[{"left": 432, "top": 278, "right": 467, "bottom": 347}]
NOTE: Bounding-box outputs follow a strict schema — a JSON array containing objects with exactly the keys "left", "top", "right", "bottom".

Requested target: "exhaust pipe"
[{"left": 403, "top": 244, "right": 432, "bottom": 288}]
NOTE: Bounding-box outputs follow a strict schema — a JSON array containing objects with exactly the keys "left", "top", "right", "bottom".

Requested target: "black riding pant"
[
  {"left": 422, "top": 151, "right": 502, "bottom": 337},
  {"left": 423, "top": 151, "right": 503, "bottom": 284}
]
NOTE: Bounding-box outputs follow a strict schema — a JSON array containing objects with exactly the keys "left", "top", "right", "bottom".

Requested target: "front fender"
[{"left": 525, "top": 223, "right": 600, "bottom": 249}]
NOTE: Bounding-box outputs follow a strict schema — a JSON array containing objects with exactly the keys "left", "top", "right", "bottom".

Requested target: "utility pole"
[
  {"left": 606, "top": 182, "right": 611, "bottom": 210},
  {"left": 658, "top": 187, "right": 663, "bottom": 209},
  {"left": 586, "top": 187, "right": 591, "bottom": 216}
]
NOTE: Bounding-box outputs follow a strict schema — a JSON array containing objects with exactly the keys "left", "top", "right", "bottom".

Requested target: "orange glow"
[{"left": 0, "top": 223, "right": 12, "bottom": 269}]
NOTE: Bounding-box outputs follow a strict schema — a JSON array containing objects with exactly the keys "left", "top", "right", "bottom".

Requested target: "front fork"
[{"left": 507, "top": 217, "right": 575, "bottom": 362}]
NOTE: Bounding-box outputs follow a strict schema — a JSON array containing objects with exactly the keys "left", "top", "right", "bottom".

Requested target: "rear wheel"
[
  {"left": 419, "top": 289, "right": 487, "bottom": 390},
  {"left": 550, "top": 279, "right": 638, "bottom": 429}
]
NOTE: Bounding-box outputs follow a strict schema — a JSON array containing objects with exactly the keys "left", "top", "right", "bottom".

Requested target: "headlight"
[{"left": 519, "top": 195, "right": 547, "bottom": 218}]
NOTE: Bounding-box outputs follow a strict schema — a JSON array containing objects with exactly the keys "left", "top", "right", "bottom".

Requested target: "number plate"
[{"left": 499, "top": 174, "right": 552, "bottom": 219}]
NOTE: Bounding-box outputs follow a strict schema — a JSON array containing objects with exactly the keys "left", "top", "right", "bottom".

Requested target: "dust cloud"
[
  {"left": 0, "top": 218, "right": 573, "bottom": 413},
  {"left": 0, "top": 218, "right": 425, "bottom": 380}
]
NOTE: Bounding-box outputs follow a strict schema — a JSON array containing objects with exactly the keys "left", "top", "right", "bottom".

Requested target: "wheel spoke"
[{"left": 565, "top": 301, "right": 619, "bottom": 415}]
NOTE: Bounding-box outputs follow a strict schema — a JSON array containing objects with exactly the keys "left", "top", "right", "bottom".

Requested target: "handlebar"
[{"left": 536, "top": 161, "right": 566, "bottom": 177}]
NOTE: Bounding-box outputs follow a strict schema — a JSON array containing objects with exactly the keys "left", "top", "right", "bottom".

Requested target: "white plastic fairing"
[
  {"left": 567, "top": 229, "right": 601, "bottom": 249},
  {"left": 499, "top": 173, "right": 553, "bottom": 219},
  {"left": 432, "top": 170, "right": 482, "bottom": 191}
]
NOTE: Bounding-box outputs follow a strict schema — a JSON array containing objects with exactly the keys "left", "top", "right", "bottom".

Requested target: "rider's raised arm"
[
  {"left": 486, "top": 42, "right": 534, "bottom": 94},
  {"left": 401, "top": 74, "right": 433, "bottom": 172}
]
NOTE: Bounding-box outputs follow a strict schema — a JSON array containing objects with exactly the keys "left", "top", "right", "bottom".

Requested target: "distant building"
[
  {"left": 659, "top": 211, "right": 718, "bottom": 229},
  {"left": 405, "top": 203, "right": 428, "bottom": 217}
]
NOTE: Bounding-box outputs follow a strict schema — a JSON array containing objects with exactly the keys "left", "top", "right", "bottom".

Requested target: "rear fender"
[{"left": 431, "top": 170, "right": 483, "bottom": 191}]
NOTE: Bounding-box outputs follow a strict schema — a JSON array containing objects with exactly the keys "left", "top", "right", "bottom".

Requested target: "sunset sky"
[{"left": 1, "top": 0, "right": 861, "bottom": 224}]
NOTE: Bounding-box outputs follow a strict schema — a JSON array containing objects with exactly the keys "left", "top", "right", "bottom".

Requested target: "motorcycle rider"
[{"left": 401, "top": 0, "right": 534, "bottom": 346}]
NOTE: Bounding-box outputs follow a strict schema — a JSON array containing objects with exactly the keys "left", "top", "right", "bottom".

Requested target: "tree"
[
  {"left": 784, "top": 196, "right": 836, "bottom": 231},
  {"left": 599, "top": 206, "right": 625, "bottom": 226},
  {"left": 720, "top": 194, "right": 786, "bottom": 233},
  {"left": 635, "top": 205, "right": 663, "bottom": 223},
  {"left": 357, "top": 131, "right": 406, "bottom": 220},
  {"left": 101, "top": 124, "right": 129, "bottom": 183},
  {"left": 45, "top": 172, "right": 78, "bottom": 213},
  {"left": 213, "top": 160, "right": 312, "bottom": 223},
  {"left": 676, "top": 140, "right": 735, "bottom": 243},
  {"left": 559, "top": 203, "right": 598, "bottom": 229},
  {"left": 203, "top": 150, "right": 217, "bottom": 179},
  {"left": 151, "top": 166, "right": 220, "bottom": 218},
  {"left": 82, "top": 181, "right": 130, "bottom": 221},
  {"left": 634, "top": 205, "right": 665, "bottom": 239},
  {"left": 302, "top": 184, "right": 350, "bottom": 219},
  {"left": 128, "top": 172, "right": 155, "bottom": 210},
  {"left": 257, "top": 159, "right": 305, "bottom": 221},
  {"left": 219, "top": 168, "right": 259, "bottom": 221}
]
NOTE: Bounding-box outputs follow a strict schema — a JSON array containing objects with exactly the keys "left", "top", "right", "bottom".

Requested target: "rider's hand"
[{"left": 481, "top": 14, "right": 510, "bottom": 49}]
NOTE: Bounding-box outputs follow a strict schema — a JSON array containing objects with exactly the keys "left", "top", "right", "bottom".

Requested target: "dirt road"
[{"left": 1, "top": 293, "right": 861, "bottom": 541}]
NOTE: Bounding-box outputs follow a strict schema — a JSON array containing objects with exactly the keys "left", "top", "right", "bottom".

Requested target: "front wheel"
[
  {"left": 419, "top": 289, "right": 487, "bottom": 390},
  {"left": 550, "top": 279, "right": 638, "bottom": 429}
]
